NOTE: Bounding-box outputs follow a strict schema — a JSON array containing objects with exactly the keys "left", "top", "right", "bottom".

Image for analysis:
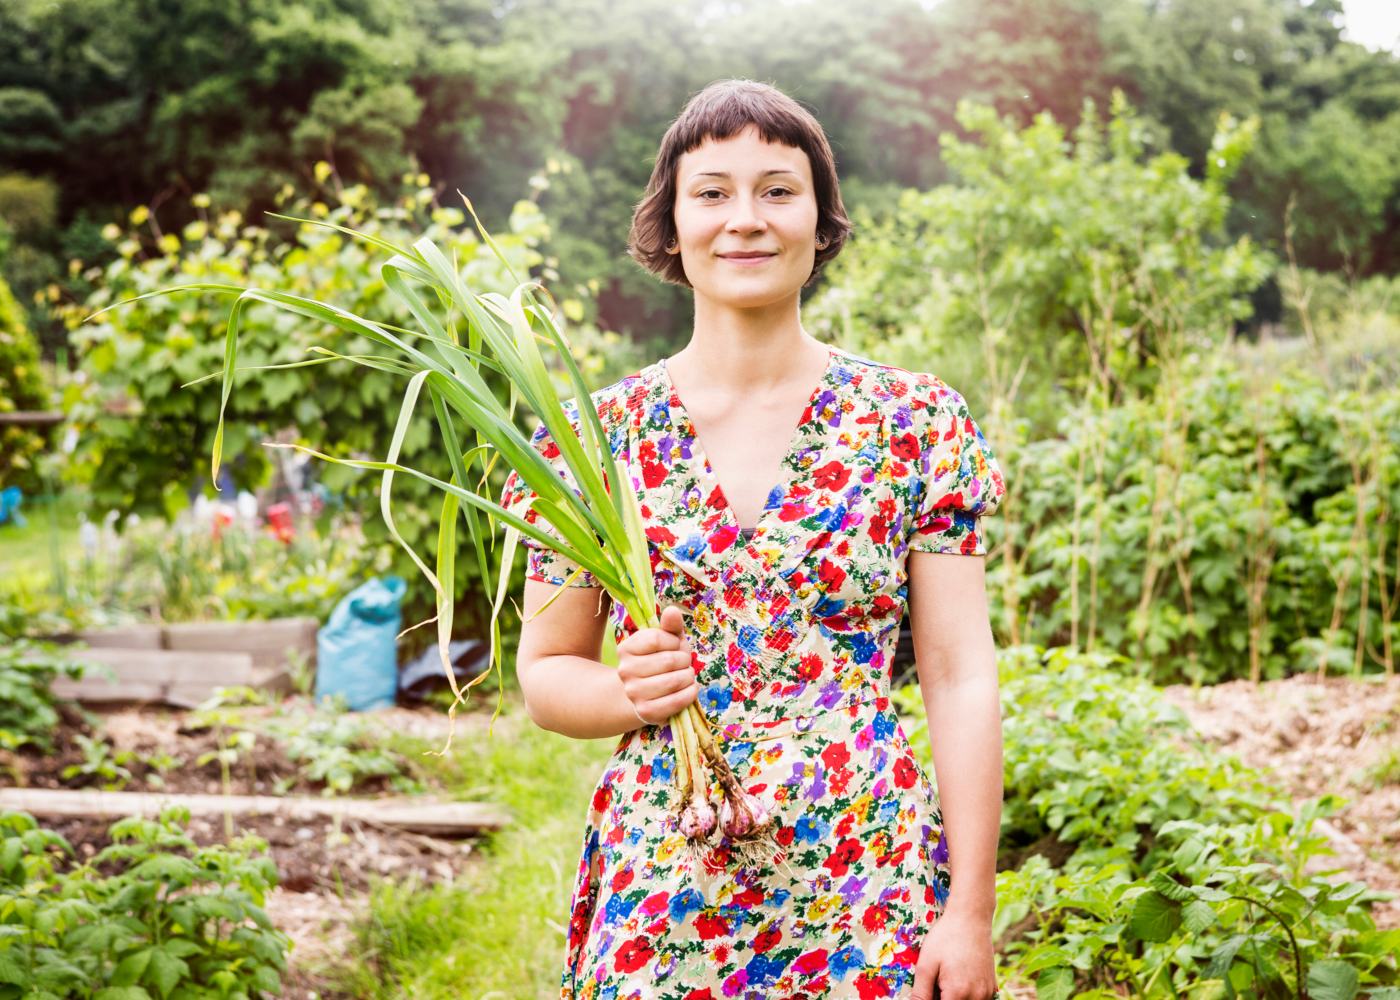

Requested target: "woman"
[{"left": 502, "top": 78, "right": 1005, "bottom": 1000}]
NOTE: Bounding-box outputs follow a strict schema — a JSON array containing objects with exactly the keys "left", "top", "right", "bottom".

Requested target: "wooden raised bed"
[{"left": 54, "top": 617, "right": 317, "bottom": 706}]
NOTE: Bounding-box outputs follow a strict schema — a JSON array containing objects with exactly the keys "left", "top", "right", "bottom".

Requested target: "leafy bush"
[
  {"left": 185, "top": 692, "right": 420, "bottom": 797},
  {"left": 0, "top": 639, "right": 83, "bottom": 753},
  {"left": 805, "top": 92, "right": 1273, "bottom": 436},
  {"left": 992, "top": 351, "right": 1400, "bottom": 684},
  {"left": 58, "top": 171, "right": 639, "bottom": 638},
  {"left": 0, "top": 272, "right": 51, "bottom": 492},
  {"left": 1, "top": 509, "right": 383, "bottom": 633},
  {"left": 0, "top": 807, "right": 289, "bottom": 998},
  {"left": 896, "top": 646, "right": 1400, "bottom": 996}
]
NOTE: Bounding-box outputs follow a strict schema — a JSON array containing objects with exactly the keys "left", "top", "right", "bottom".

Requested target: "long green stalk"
[{"left": 89, "top": 195, "right": 769, "bottom": 850}]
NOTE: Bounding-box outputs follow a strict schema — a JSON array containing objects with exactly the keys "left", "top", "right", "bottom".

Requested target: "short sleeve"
[
  {"left": 497, "top": 413, "right": 603, "bottom": 588},
  {"left": 905, "top": 375, "right": 1006, "bottom": 556}
]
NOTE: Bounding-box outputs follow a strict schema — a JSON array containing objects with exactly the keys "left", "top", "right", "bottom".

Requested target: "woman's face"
[{"left": 670, "top": 124, "right": 820, "bottom": 310}]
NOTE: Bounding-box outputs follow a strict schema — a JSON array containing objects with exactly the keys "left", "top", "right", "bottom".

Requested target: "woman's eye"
[{"left": 697, "top": 188, "right": 792, "bottom": 200}]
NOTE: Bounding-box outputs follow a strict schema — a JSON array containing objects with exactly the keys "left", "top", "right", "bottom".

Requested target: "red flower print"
[
  {"left": 830, "top": 767, "right": 854, "bottom": 795},
  {"left": 754, "top": 924, "right": 783, "bottom": 953},
  {"left": 710, "top": 523, "right": 738, "bottom": 553},
  {"left": 813, "top": 461, "right": 851, "bottom": 491},
  {"left": 705, "top": 485, "right": 727, "bottom": 511},
  {"left": 733, "top": 887, "right": 764, "bottom": 908},
  {"left": 636, "top": 764, "right": 651, "bottom": 783},
  {"left": 591, "top": 784, "right": 612, "bottom": 812},
  {"left": 776, "top": 824, "right": 795, "bottom": 847},
  {"left": 893, "top": 756, "right": 918, "bottom": 790},
  {"left": 822, "top": 837, "right": 864, "bottom": 877},
  {"left": 836, "top": 812, "right": 855, "bottom": 838},
  {"left": 816, "top": 559, "right": 846, "bottom": 592},
  {"left": 961, "top": 531, "right": 979, "bottom": 555},
  {"left": 568, "top": 901, "right": 590, "bottom": 950},
  {"left": 685, "top": 991, "right": 715, "bottom": 1000},
  {"left": 725, "top": 585, "right": 746, "bottom": 609},
  {"left": 793, "top": 948, "right": 830, "bottom": 976},
  {"left": 821, "top": 741, "right": 851, "bottom": 770},
  {"left": 796, "top": 654, "right": 823, "bottom": 681},
  {"left": 881, "top": 841, "right": 912, "bottom": 868},
  {"left": 611, "top": 866, "right": 634, "bottom": 892},
  {"left": 891, "top": 432, "right": 920, "bottom": 461},
  {"left": 855, "top": 970, "right": 894, "bottom": 999},
  {"left": 869, "top": 515, "right": 890, "bottom": 545},
  {"left": 640, "top": 890, "right": 669, "bottom": 916},
  {"left": 779, "top": 501, "right": 811, "bottom": 522},
  {"left": 613, "top": 935, "right": 654, "bottom": 973},
  {"left": 861, "top": 904, "right": 890, "bottom": 933},
  {"left": 644, "top": 525, "right": 677, "bottom": 547},
  {"left": 642, "top": 461, "right": 667, "bottom": 488},
  {"left": 695, "top": 912, "right": 729, "bottom": 940}
]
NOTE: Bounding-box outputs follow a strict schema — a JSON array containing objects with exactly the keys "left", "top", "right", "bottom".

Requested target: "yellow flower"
[
  {"left": 805, "top": 892, "right": 840, "bottom": 921},
  {"left": 655, "top": 833, "right": 684, "bottom": 863},
  {"left": 100, "top": 224, "right": 121, "bottom": 242},
  {"left": 314, "top": 161, "right": 333, "bottom": 184},
  {"left": 192, "top": 193, "right": 211, "bottom": 208},
  {"left": 129, "top": 205, "right": 149, "bottom": 226},
  {"left": 851, "top": 793, "right": 874, "bottom": 824}
]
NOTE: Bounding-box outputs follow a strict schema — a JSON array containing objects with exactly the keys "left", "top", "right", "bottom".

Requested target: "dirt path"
[{"left": 1160, "top": 673, "right": 1400, "bottom": 929}]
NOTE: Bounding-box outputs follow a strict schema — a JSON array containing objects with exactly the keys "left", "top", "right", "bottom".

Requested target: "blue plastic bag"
[
  {"left": 0, "top": 487, "right": 24, "bottom": 527},
  {"left": 315, "top": 575, "right": 406, "bottom": 711}
]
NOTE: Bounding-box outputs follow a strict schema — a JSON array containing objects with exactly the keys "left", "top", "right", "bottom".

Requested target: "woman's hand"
[
  {"left": 616, "top": 605, "right": 699, "bottom": 726},
  {"left": 909, "top": 910, "right": 999, "bottom": 1000}
]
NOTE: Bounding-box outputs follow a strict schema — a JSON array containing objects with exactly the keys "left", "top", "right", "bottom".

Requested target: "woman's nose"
[{"left": 725, "top": 194, "right": 766, "bottom": 233}]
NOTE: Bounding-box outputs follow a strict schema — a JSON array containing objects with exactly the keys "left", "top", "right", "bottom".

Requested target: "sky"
[{"left": 1340, "top": 0, "right": 1400, "bottom": 52}]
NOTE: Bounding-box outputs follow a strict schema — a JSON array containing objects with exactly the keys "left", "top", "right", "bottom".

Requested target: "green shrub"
[
  {"left": 0, "top": 639, "right": 83, "bottom": 753},
  {"left": 0, "top": 272, "right": 52, "bottom": 492},
  {"left": 0, "top": 807, "right": 289, "bottom": 998},
  {"left": 896, "top": 646, "right": 1400, "bottom": 996},
  {"left": 58, "top": 170, "right": 639, "bottom": 640}
]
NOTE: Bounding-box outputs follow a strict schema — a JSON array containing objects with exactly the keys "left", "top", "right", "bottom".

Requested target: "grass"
[
  {"left": 0, "top": 488, "right": 86, "bottom": 592},
  {"left": 324, "top": 643, "right": 620, "bottom": 998}
]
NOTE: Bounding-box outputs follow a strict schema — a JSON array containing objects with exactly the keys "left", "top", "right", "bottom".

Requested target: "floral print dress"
[{"left": 499, "top": 344, "right": 1006, "bottom": 1000}]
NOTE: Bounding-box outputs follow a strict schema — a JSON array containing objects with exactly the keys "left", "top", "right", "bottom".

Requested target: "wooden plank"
[
  {"left": 51, "top": 648, "right": 254, "bottom": 706},
  {"left": 0, "top": 788, "right": 509, "bottom": 836},
  {"left": 75, "top": 625, "right": 164, "bottom": 650},
  {"left": 0, "top": 410, "right": 65, "bottom": 426},
  {"left": 163, "top": 617, "right": 318, "bottom": 673}
]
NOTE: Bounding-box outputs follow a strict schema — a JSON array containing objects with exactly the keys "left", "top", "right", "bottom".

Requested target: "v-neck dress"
[{"left": 499, "top": 344, "right": 1006, "bottom": 1000}]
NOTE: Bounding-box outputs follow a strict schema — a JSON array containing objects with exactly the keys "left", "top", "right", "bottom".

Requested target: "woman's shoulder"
[{"left": 828, "top": 347, "right": 961, "bottom": 420}]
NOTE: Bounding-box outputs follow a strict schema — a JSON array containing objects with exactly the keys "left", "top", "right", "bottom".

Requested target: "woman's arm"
[
  {"left": 514, "top": 579, "right": 639, "bottom": 739},
  {"left": 514, "top": 580, "right": 699, "bottom": 741},
  {"left": 906, "top": 550, "right": 1004, "bottom": 923}
]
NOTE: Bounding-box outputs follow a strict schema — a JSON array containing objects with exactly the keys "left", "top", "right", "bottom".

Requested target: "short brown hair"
[{"left": 627, "top": 79, "right": 853, "bottom": 289}]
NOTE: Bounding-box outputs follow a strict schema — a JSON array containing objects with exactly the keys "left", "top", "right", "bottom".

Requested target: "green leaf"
[
  {"left": 146, "top": 948, "right": 187, "bottom": 999},
  {"left": 1305, "top": 960, "right": 1359, "bottom": 1000},
  {"left": 1034, "top": 965, "right": 1075, "bottom": 1000},
  {"left": 111, "top": 948, "right": 153, "bottom": 986},
  {"left": 1129, "top": 890, "right": 1181, "bottom": 942}
]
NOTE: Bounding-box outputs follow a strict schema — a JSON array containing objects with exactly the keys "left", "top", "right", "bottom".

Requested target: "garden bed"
[
  {"left": 1, "top": 697, "right": 503, "bottom": 996},
  {"left": 1161, "top": 672, "right": 1400, "bottom": 929}
]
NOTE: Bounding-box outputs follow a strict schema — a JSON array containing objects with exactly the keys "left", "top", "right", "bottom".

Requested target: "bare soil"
[
  {"left": 1160, "top": 672, "right": 1400, "bottom": 929},
  {"left": 3, "top": 700, "right": 490, "bottom": 997}
]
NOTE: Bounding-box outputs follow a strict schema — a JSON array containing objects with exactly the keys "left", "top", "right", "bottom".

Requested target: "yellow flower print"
[
  {"left": 805, "top": 892, "right": 842, "bottom": 922},
  {"left": 656, "top": 833, "right": 685, "bottom": 863}
]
